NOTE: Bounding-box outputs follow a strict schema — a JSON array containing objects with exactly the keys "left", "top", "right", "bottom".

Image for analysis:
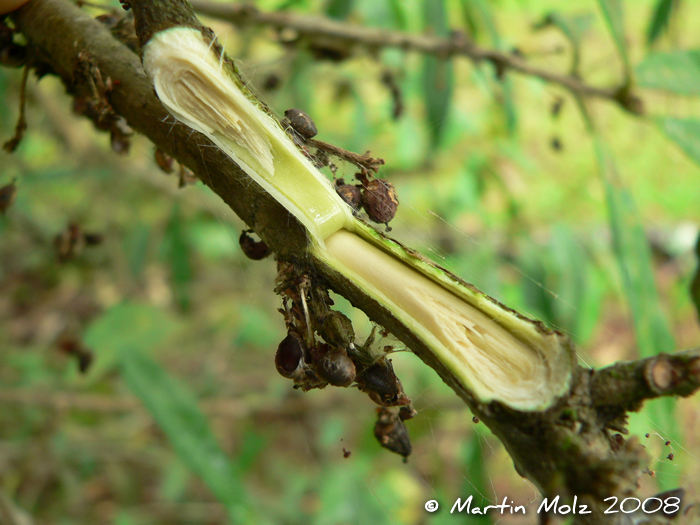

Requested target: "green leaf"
[
  {"left": 656, "top": 117, "right": 700, "bottom": 170},
  {"left": 121, "top": 349, "right": 256, "bottom": 522},
  {"left": 594, "top": 137, "right": 680, "bottom": 489},
  {"left": 647, "top": 0, "right": 674, "bottom": 45},
  {"left": 422, "top": 0, "right": 453, "bottom": 149},
  {"left": 636, "top": 50, "right": 700, "bottom": 95},
  {"left": 596, "top": 0, "right": 631, "bottom": 76}
]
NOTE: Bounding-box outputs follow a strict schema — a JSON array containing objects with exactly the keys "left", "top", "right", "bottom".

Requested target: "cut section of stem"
[
  {"left": 318, "top": 230, "right": 574, "bottom": 409},
  {"left": 141, "top": 24, "right": 574, "bottom": 411}
]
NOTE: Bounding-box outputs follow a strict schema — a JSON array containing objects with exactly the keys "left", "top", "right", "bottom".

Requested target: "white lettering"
[
  {"left": 537, "top": 496, "right": 560, "bottom": 514},
  {"left": 450, "top": 496, "right": 473, "bottom": 514}
]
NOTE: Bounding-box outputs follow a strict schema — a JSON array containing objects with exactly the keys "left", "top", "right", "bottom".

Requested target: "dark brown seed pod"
[
  {"left": 374, "top": 407, "right": 412, "bottom": 460},
  {"left": 315, "top": 345, "right": 356, "bottom": 387},
  {"left": 239, "top": 229, "right": 271, "bottom": 260},
  {"left": 0, "top": 179, "right": 17, "bottom": 215},
  {"left": 284, "top": 108, "right": 317, "bottom": 139},
  {"left": 335, "top": 179, "right": 362, "bottom": 209},
  {"left": 275, "top": 333, "right": 304, "bottom": 378},
  {"left": 356, "top": 358, "right": 410, "bottom": 407},
  {"left": 361, "top": 179, "right": 398, "bottom": 226}
]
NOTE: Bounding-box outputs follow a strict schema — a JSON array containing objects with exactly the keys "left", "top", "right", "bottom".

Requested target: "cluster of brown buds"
[
  {"left": 154, "top": 149, "right": 198, "bottom": 188},
  {"left": 335, "top": 171, "right": 399, "bottom": 230},
  {"left": 281, "top": 108, "right": 396, "bottom": 227},
  {"left": 274, "top": 261, "right": 415, "bottom": 458}
]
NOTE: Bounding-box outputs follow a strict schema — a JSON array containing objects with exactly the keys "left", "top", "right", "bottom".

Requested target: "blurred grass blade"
[
  {"left": 460, "top": 437, "right": 490, "bottom": 525},
  {"left": 596, "top": 0, "right": 631, "bottom": 80},
  {"left": 656, "top": 117, "right": 700, "bottom": 167},
  {"left": 692, "top": 234, "right": 700, "bottom": 323},
  {"left": 121, "top": 349, "right": 257, "bottom": 523},
  {"left": 162, "top": 203, "right": 193, "bottom": 312},
  {"left": 386, "top": 0, "right": 408, "bottom": 30},
  {"left": 325, "top": 0, "right": 354, "bottom": 20},
  {"left": 460, "top": 0, "right": 517, "bottom": 135},
  {"left": 422, "top": 0, "right": 453, "bottom": 149},
  {"left": 457, "top": 0, "right": 479, "bottom": 39},
  {"left": 647, "top": 0, "right": 675, "bottom": 45},
  {"left": 84, "top": 302, "right": 175, "bottom": 381},
  {"left": 594, "top": 136, "right": 679, "bottom": 489},
  {"left": 594, "top": 138, "right": 675, "bottom": 358},
  {"left": 636, "top": 50, "right": 700, "bottom": 96}
]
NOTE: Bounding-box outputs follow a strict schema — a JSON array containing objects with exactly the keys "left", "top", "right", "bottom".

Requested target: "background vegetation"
[{"left": 1, "top": 0, "right": 700, "bottom": 523}]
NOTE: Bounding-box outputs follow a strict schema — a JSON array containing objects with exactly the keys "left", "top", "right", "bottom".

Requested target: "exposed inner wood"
[{"left": 325, "top": 229, "right": 571, "bottom": 408}]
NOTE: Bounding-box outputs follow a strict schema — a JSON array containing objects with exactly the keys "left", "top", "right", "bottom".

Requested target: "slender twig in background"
[{"left": 190, "top": 0, "right": 643, "bottom": 115}]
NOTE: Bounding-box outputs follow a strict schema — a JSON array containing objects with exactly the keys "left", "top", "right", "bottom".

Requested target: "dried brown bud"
[
  {"left": 374, "top": 407, "right": 412, "bottom": 460},
  {"left": 315, "top": 345, "right": 356, "bottom": 387},
  {"left": 335, "top": 179, "right": 362, "bottom": 209},
  {"left": 275, "top": 333, "right": 304, "bottom": 378},
  {"left": 361, "top": 179, "right": 398, "bottom": 226},
  {"left": 317, "top": 310, "right": 355, "bottom": 348},
  {"left": 155, "top": 148, "right": 175, "bottom": 174},
  {"left": 399, "top": 405, "right": 417, "bottom": 421},
  {"left": 356, "top": 358, "right": 409, "bottom": 406},
  {"left": 239, "top": 230, "right": 271, "bottom": 260},
  {"left": 284, "top": 108, "right": 317, "bottom": 139}
]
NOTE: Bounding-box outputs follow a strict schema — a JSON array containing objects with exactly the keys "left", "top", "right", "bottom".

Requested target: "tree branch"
[
  {"left": 592, "top": 348, "right": 700, "bottom": 412},
  {"left": 190, "top": 0, "right": 643, "bottom": 115}
]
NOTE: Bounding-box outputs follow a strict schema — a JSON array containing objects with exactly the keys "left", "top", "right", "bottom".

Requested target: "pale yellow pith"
[
  {"left": 142, "top": 28, "right": 353, "bottom": 241},
  {"left": 324, "top": 230, "right": 571, "bottom": 407}
]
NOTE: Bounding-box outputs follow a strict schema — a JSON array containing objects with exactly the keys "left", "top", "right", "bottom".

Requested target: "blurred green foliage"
[{"left": 2, "top": 0, "right": 700, "bottom": 523}]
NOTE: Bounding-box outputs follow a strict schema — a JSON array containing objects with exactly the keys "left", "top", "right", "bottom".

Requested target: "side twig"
[{"left": 190, "top": 0, "right": 643, "bottom": 115}]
